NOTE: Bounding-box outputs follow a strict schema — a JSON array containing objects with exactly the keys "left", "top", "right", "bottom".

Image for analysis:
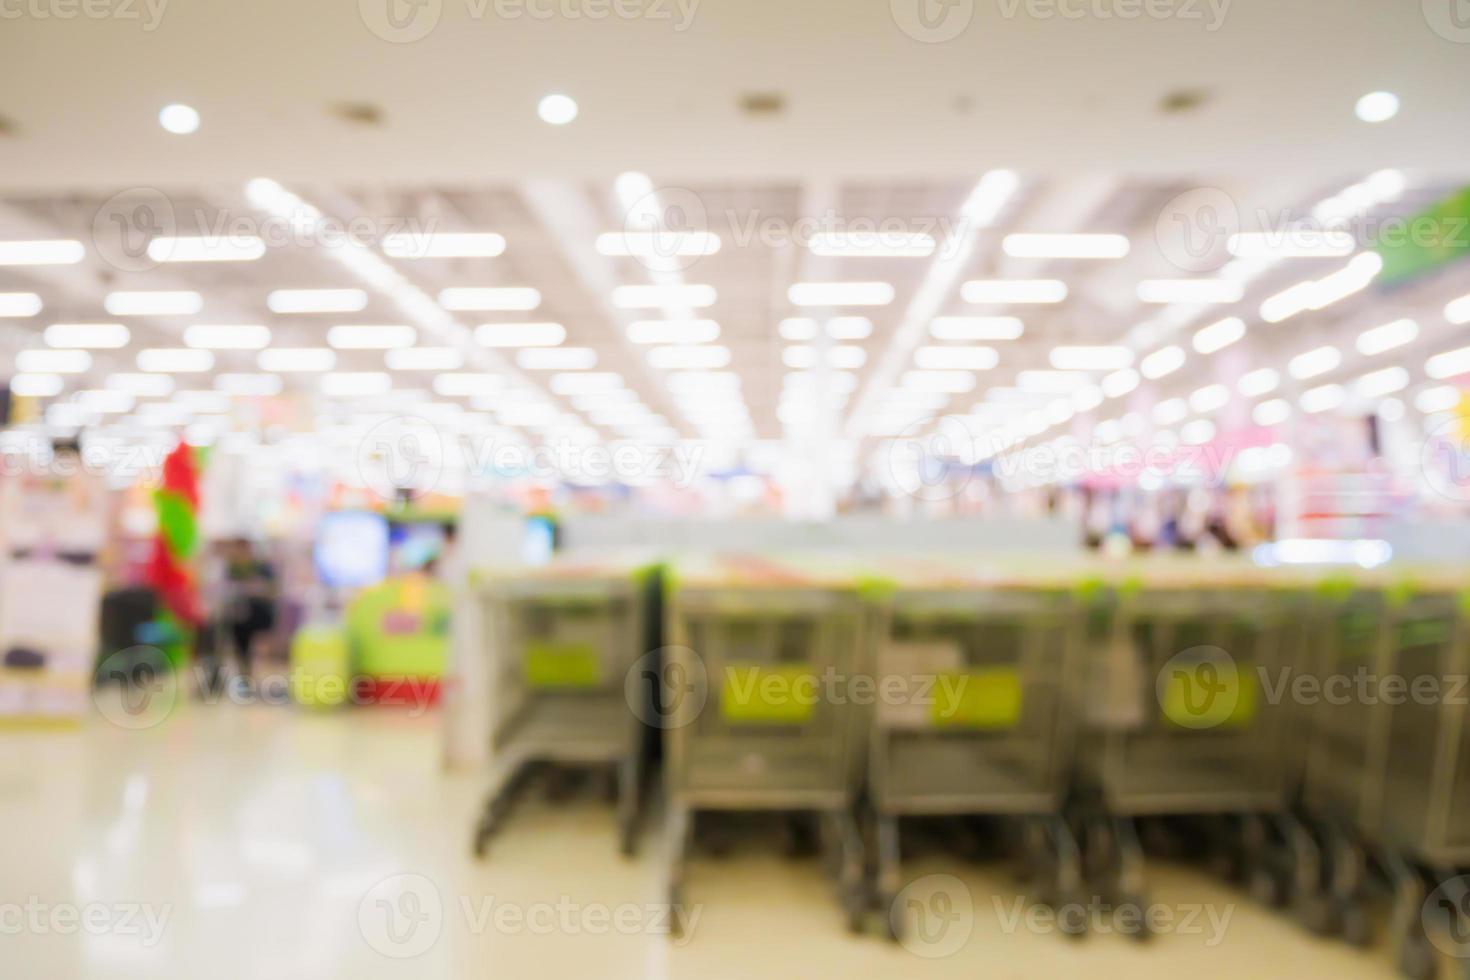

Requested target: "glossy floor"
[{"left": 1, "top": 696, "right": 1402, "bottom": 978}]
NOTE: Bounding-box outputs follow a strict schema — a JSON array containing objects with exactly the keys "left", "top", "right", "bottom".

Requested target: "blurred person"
[{"left": 208, "top": 537, "right": 278, "bottom": 692}]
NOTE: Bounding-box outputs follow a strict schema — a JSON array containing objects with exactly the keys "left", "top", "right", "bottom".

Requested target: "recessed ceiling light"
[
  {"left": 215, "top": 373, "right": 283, "bottom": 396},
  {"left": 1355, "top": 91, "right": 1399, "bottom": 123},
  {"left": 538, "top": 94, "right": 578, "bottom": 125},
  {"left": 159, "top": 103, "right": 200, "bottom": 135}
]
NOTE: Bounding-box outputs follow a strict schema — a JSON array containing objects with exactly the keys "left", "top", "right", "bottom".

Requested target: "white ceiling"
[
  {"left": 1, "top": 4, "right": 1468, "bottom": 494},
  {"left": 1, "top": 1, "right": 1469, "bottom": 189}
]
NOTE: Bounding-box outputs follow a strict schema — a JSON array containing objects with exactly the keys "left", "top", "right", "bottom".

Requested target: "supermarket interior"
[{"left": 3, "top": 2, "right": 1470, "bottom": 978}]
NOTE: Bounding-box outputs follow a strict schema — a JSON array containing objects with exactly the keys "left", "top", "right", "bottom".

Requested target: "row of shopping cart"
[{"left": 465, "top": 552, "right": 1469, "bottom": 974}]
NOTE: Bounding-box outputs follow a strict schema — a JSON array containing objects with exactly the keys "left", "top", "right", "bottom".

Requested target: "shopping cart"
[
  {"left": 865, "top": 557, "right": 1086, "bottom": 941},
  {"left": 1074, "top": 558, "right": 1302, "bottom": 936},
  {"left": 1301, "top": 570, "right": 1470, "bottom": 977},
  {"left": 470, "top": 556, "right": 661, "bottom": 858},
  {"left": 661, "top": 554, "right": 868, "bottom": 931}
]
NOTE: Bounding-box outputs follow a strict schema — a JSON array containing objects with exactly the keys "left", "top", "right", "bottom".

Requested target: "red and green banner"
[{"left": 147, "top": 443, "right": 204, "bottom": 666}]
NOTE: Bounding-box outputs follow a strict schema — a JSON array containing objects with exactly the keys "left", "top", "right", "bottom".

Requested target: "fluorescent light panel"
[
  {"left": 439, "top": 287, "right": 543, "bottom": 311},
  {"left": 44, "top": 323, "right": 129, "bottom": 349},
  {"left": 787, "top": 282, "right": 894, "bottom": 307},
  {"left": 1002, "top": 233, "right": 1129, "bottom": 259},
  {"left": 382, "top": 232, "right": 506, "bottom": 258},
  {"left": 962, "top": 279, "right": 1067, "bottom": 305},
  {"left": 148, "top": 237, "right": 265, "bottom": 262},
  {"left": 267, "top": 289, "right": 368, "bottom": 314},
  {"left": 184, "top": 324, "right": 271, "bottom": 350},
  {"left": 104, "top": 291, "right": 203, "bottom": 316},
  {"left": 0, "top": 292, "right": 43, "bottom": 317}
]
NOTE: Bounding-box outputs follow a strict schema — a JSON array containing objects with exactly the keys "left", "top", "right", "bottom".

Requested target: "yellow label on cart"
[
  {"left": 932, "top": 668, "right": 1023, "bottom": 729},
  {"left": 1159, "top": 658, "right": 1257, "bottom": 729},
  {"left": 721, "top": 664, "right": 816, "bottom": 723},
  {"left": 524, "top": 642, "right": 601, "bottom": 689}
]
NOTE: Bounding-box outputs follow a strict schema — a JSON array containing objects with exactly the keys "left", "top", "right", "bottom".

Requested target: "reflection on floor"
[{"left": 0, "top": 694, "right": 1402, "bottom": 979}]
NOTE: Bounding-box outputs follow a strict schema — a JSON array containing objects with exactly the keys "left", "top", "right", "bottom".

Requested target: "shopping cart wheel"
[
  {"left": 1299, "top": 894, "right": 1338, "bottom": 936},
  {"left": 882, "top": 892, "right": 903, "bottom": 943},
  {"left": 1249, "top": 867, "right": 1288, "bottom": 908},
  {"left": 1118, "top": 894, "right": 1152, "bottom": 942},
  {"left": 1394, "top": 928, "right": 1437, "bottom": 980},
  {"left": 843, "top": 881, "right": 868, "bottom": 935},
  {"left": 1339, "top": 900, "right": 1373, "bottom": 949}
]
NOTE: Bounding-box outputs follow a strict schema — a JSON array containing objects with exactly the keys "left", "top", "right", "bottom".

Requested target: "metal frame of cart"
[
  {"left": 1301, "top": 572, "right": 1470, "bottom": 977},
  {"left": 661, "top": 555, "right": 868, "bottom": 931},
  {"left": 865, "top": 560, "right": 1086, "bottom": 941},
  {"left": 1075, "top": 562, "right": 1300, "bottom": 936},
  {"left": 470, "top": 558, "right": 659, "bottom": 858}
]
